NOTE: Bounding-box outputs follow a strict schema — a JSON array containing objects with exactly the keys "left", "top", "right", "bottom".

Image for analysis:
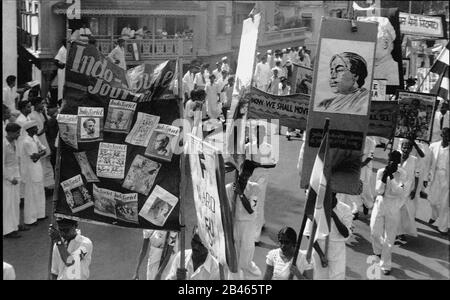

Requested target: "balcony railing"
[
  {"left": 95, "top": 37, "right": 194, "bottom": 61},
  {"left": 260, "top": 27, "right": 308, "bottom": 46}
]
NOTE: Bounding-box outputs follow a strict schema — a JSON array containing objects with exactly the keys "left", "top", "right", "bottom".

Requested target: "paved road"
[{"left": 3, "top": 133, "right": 449, "bottom": 280}]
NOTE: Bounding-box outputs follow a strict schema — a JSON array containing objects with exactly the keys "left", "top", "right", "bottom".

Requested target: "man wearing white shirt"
[
  {"left": 304, "top": 193, "right": 353, "bottom": 280},
  {"left": 183, "top": 65, "right": 198, "bottom": 100},
  {"left": 278, "top": 77, "right": 291, "bottom": 96},
  {"left": 427, "top": 127, "right": 449, "bottom": 234},
  {"left": 166, "top": 226, "right": 220, "bottom": 280},
  {"left": 205, "top": 74, "right": 221, "bottom": 119},
  {"left": 16, "top": 100, "right": 32, "bottom": 199},
  {"left": 108, "top": 38, "right": 127, "bottom": 70},
  {"left": 267, "top": 68, "right": 281, "bottom": 95},
  {"left": 221, "top": 56, "right": 231, "bottom": 73},
  {"left": 3, "top": 75, "right": 19, "bottom": 117},
  {"left": 21, "top": 120, "right": 47, "bottom": 226},
  {"left": 194, "top": 64, "right": 209, "bottom": 91},
  {"left": 370, "top": 151, "right": 406, "bottom": 275},
  {"left": 226, "top": 160, "right": 262, "bottom": 280},
  {"left": 254, "top": 55, "right": 272, "bottom": 91},
  {"left": 3, "top": 123, "right": 22, "bottom": 238},
  {"left": 396, "top": 140, "right": 420, "bottom": 243},
  {"left": 54, "top": 40, "right": 67, "bottom": 101},
  {"left": 79, "top": 24, "right": 92, "bottom": 42},
  {"left": 212, "top": 61, "right": 222, "bottom": 79},
  {"left": 360, "top": 136, "right": 376, "bottom": 214},
  {"left": 49, "top": 218, "right": 93, "bottom": 280},
  {"left": 431, "top": 101, "right": 449, "bottom": 143},
  {"left": 245, "top": 124, "right": 277, "bottom": 244}
]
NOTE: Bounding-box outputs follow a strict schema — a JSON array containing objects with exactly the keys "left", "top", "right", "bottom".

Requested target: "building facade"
[{"left": 16, "top": 0, "right": 308, "bottom": 94}]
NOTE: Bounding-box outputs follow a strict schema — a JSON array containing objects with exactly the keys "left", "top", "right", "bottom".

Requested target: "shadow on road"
[{"left": 391, "top": 253, "right": 448, "bottom": 279}]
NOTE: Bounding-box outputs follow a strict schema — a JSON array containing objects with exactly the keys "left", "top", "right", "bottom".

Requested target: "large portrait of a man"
[{"left": 313, "top": 38, "right": 375, "bottom": 116}]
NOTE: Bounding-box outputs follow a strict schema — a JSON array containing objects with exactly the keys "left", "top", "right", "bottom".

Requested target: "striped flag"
[
  {"left": 304, "top": 130, "right": 332, "bottom": 241},
  {"left": 430, "top": 42, "right": 449, "bottom": 101}
]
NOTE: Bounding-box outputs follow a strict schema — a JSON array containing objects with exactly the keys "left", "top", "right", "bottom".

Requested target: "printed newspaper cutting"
[
  {"left": 96, "top": 142, "right": 127, "bottom": 179},
  {"left": 371, "top": 79, "right": 388, "bottom": 101},
  {"left": 56, "top": 114, "right": 78, "bottom": 149},
  {"left": 144, "top": 124, "right": 180, "bottom": 162},
  {"left": 395, "top": 91, "right": 437, "bottom": 142},
  {"left": 122, "top": 155, "right": 161, "bottom": 195},
  {"left": 125, "top": 112, "right": 160, "bottom": 146},
  {"left": 93, "top": 184, "right": 139, "bottom": 223},
  {"left": 60, "top": 175, "right": 94, "bottom": 213},
  {"left": 139, "top": 185, "right": 178, "bottom": 227},
  {"left": 77, "top": 107, "right": 104, "bottom": 143},
  {"left": 73, "top": 151, "right": 100, "bottom": 183},
  {"left": 104, "top": 100, "right": 137, "bottom": 133}
]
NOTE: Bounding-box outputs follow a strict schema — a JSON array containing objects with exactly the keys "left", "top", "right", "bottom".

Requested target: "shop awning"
[{"left": 52, "top": 0, "right": 205, "bottom": 16}]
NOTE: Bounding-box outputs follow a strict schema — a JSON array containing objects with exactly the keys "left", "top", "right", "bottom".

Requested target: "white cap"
[
  {"left": 27, "top": 80, "right": 40, "bottom": 87},
  {"left": 221, "top": 56, "right": 228, "bottom": 61}
]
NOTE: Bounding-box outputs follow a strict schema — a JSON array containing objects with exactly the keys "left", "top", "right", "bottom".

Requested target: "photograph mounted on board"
[
  {"left": 395, "top": 91, "right": 438, "bottom": 142},
  {"left": 139, "top": 185, "right": 178, "bottom": 227},
  {"left": 56, "top": 114, "right": 78, "bottom": 149},
  {"left": 60, "top": 175, "right": 94, "bottom": 213},
  {"left": 77, "top": 107, "right": 104, "bottom": 143},
  {"left": 355, "top": 8, "right": 404, "bottom": 94},
  {"left": 144, "top": 124, "right": 180, "bottom": 162},
  {"left": 96, "top": 142, "right": 127, "bottom": 179},
  {"left": 122, "top": 155, "right": 161, "bottom": 195},
  {"left": 93, "top": 185, "right": 139, "bottom": 223},
  {"left": 104, "top": 100, "right": 137, "bottom": 134},
  {"left": 313, "top": 38, "right": 375, "bottom": 115}
]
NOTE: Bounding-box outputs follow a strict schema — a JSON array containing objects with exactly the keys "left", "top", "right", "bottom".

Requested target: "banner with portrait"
[
  {"left": 395, "top": 91, "right": 438, "bottom": 142},
  {"left": 246, "top": 87, "right": 310, "bottom": 130},
  {"left": 56, "top": 41, "right": 181, "bottom": 230},
  {"left": 355, "top": 7, "right": 404, "bottom": 94},
  {"left": 301, "top": 18, "right": 377, "bottom": 195},
  {"left": 187, "top": 134, "right": 237, "bottom": 272}
]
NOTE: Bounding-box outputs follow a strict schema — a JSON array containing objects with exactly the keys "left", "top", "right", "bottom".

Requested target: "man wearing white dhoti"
[
  {"left": 21, "top": 120, "right": 47, "bottom": 225},
  {"left": 427, "top": 128, "right": 449, "bottom": 234},
  {"left": 16, "top": 100, "right": 32, "bottom": 199},
  {"left": 3, "top": 123, "right": 22, "bottom": 238},
  {"left": 396, "top": 140, "right": 420, "bottom": 244},
  {"left": 29, "top": 97, "right": 55, "bottom": 189}
]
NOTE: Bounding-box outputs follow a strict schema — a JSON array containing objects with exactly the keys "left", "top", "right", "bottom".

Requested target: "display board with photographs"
[
  {"left": 55, "top": 41, "right": 181, "bottom": 230},
  {"left": 395, "top": 91, "right": 438, "bottom": 142}
]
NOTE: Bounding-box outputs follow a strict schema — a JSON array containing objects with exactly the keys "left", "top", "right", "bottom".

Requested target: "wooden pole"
[{"left": 289, "top": 118, "right": 330, "bottom": 279}]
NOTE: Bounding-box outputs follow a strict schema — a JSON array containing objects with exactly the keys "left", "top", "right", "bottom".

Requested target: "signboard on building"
[{"left": 399, "top": 13, "right": 447, "bottom": 38}]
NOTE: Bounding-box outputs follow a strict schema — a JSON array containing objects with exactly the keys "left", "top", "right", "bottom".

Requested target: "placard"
[
  {"left": 371, "top": 79, "right": 387, "bottom": 101},
  {"left": 368, "top": 101, "right": 399, "bottom": 139},
  {"left": 301, "top": 18, "right": 377, "bottom": 195},
  {"left": 188, "top": 134, "right": 237, "bottom": 272},
  {"left": 395, "top": 91, "right": 438, "bottom": 142}
]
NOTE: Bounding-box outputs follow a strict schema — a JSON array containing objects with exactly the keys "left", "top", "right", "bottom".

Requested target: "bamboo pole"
[{"left": 176, "top": 41, "right": 188, "bottom": 279}]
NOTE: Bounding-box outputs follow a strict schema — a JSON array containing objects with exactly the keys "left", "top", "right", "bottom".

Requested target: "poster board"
[
  {"left": 187, "top": 134, "right": 237, "bottom": 272},
  {"left": 247, "top": 87, "right": 309, "bottom": 130},
  {"left": 368, "top": 101, "right": 399, "bottom": 139},
  {"left": 395, "top": 91, "right": 438, "bottom": 142},
  {"left": 355, "top": 8, "right": 404, "bottom": 94},
  {"left": 55, "top": 41, "right": 181, "bottom": 230},
  {"left": 300, "top": 17, "right": 377, "bottom": 195}
]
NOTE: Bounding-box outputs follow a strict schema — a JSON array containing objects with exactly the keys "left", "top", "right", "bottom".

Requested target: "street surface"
[{"left": 3, "top": 132, "right": 449, "bottom": 280}]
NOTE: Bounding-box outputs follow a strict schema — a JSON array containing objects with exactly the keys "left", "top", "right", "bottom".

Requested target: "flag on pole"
[
  {"left": 430, "top": 42, "right": 449, "bottom": 101},
  {"left": 304, "top": 130, "right": 332, "bottom": 241}
]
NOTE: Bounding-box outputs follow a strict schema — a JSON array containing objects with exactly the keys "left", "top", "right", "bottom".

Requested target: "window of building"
[
  {"left": 217, "top": 6, "right": 226, "bottom": 35},
  {"left": 301, "top": 13, "right": 313, "bottom": 31}
]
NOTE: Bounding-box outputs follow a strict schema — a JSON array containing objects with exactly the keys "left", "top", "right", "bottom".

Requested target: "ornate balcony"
[{"left": 95, "top": 36, "right": 194, "bottom": 63}]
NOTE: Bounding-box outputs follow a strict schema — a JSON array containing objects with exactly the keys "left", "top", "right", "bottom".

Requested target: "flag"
[
  {"left": 304, "top": 131, "right": 332, "bottom": 241},
  {"left": 131, "top": 43, "right": 141, "bottom": 61},
  {"left": 430, "top": 42, "right": 449, "bottom": 101}
]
